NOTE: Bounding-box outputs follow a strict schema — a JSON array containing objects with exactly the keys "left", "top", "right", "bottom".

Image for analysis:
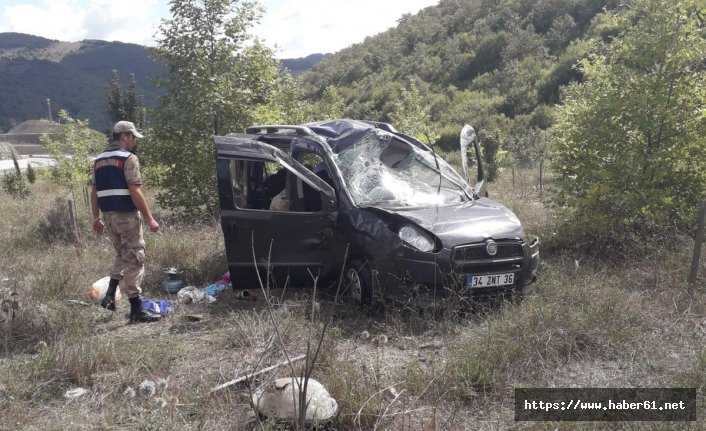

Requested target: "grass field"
[{"left": 0, "top": 169, "right": 704, "bottom": 430}]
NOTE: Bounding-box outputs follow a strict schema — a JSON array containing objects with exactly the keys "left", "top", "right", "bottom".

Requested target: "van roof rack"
[{"left": 245, "top": 125, "right": 315, "bottom": 137}]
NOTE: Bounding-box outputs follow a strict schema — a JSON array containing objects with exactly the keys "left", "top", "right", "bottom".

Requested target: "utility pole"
[{"left": 46, "top": 98, "right": 52, "bottom": 122}]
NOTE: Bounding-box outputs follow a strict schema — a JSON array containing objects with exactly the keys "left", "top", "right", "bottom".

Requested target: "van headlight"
[{"left": 399, "top": 224, "right": 435, "bottom": 252}]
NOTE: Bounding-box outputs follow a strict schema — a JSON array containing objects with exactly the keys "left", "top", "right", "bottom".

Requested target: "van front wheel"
[{"left": 344, "top": 259, "right": 373, "bottom": 306}]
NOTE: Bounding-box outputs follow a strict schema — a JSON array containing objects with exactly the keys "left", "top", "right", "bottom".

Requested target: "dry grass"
[{"left": 1, "top": 173, "right": 705, "bottom": 430}]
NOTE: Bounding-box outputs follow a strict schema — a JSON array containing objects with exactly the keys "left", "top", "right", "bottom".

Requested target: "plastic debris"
[
  {"left": 88, "top": 276, "right": 122, "bottom": 302},
  {"left": 64, "top": 387, "right": 88, "bottom": 399},
  {"left": 204, "top": 271, "right": 231, "bottom": 297},
  {"left": 140, "top": 298, "right": 173, "bottom": 316},
  {"left": 177, "top": 286, "right": 206, "bottom": 303},
  {"left": 251, "top": 377, "right": 338, "bottom": 424},
  {"left": 177, "top": 272, "right": 231, "bottom": 304},
  {"left": 204, "top": 282, "right": 227, "bottom": 297}
]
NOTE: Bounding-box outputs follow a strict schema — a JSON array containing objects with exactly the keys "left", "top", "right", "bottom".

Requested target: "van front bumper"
[{"left": 387, "top": 238, "right": 539, "bottom": 295}]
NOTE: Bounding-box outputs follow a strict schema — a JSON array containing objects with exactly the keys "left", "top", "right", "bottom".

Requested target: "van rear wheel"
[{"left": 344, "top": 259, "right": 373, "bottom": 306}]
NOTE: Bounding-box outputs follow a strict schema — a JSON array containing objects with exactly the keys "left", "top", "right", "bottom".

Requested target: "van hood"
[{"left": 378, "top": 198, "right": 525, "bottom": 245}]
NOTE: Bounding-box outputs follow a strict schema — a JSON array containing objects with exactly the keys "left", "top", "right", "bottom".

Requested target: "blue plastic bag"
[
  {"left": 204, "top": 282, "right": 227, "bottom": 297},
  {"left": 140, "top": 298, "right": 173, "bottom": 316}
]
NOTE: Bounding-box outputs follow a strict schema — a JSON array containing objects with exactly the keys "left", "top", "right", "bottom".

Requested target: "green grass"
[{"left": 1, "top": 174, "right": 705, "bottom": 430}]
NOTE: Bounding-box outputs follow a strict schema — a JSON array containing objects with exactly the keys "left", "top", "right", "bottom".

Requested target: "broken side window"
[
  {"left": 223, "top": 158, "right": 327, "bottom": 213},
  {"left": 225, "top": 158, "right": 268, "bottom": 210}
]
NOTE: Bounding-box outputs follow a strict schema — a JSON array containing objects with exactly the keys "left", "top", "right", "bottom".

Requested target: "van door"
[{"left": 215, "top": 136, "right": 341, "bottom": 288}]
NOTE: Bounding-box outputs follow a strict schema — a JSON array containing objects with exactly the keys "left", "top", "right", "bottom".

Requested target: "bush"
[
  {"left": 479, "top": 131, "right": 501, "bottom": 182},
  {"left": 551, "top": 0, "right": 706, "bottom": 239},
  {"left": 26, "top": 163, "right": 36, "bottom": 184},
  {"left": 2, "top": 172, "right": 29, "bottom": 199},
  {"left": 37, "top": 197, "right": 78, "bottom": 243},
  {"left": 1, "top": 291, "right": 94, "bottom": 356},
  {"left": 2, "top": 150, "right": 29, "bottom": 199},
  {"left": 435, "top": 124, "right": 462, "bottom": 152}
]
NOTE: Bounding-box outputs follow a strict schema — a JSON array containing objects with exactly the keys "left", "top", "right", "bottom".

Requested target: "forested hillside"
[
  {"left": 281, "top": 53, "right": 332, "bottom": 75},
  {"left": 0, "top": 33, "right": 165, "bottom": 133},
  {"left": 301, "top": 0, "right": 705, "bottom": 242},
  {"left": 303, "top": 0, "right": 619, "bottom": 157},
  {"left": 0, "top": 59, "right": 106, "bottom": 132},
  {"left": 0, "top": 32, "right": 332, "bottom": 135}
]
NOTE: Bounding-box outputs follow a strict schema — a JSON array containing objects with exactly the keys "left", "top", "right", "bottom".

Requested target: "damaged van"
[{"left": 214, "top": 119, "right": 539, "bottom": 304}]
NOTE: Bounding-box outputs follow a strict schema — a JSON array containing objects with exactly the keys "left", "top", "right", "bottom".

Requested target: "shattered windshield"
[{"left": 333, "top": 130, "right": 470, "bottom": 208}]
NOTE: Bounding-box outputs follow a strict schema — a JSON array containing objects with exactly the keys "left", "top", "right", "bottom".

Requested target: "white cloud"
[
  {"left": 0, "top": 0, "right": 439, "bottom": 57},
  {"left": 82, "top": 0, "right": 160, "bottom": 44},
  {"left": 254, "top": 0, "right": 439, "bottom": 58},
  {"left": 1, "top": 0, "right": 89, "bottom": 41},
  {"left": 0, "top": 0, "right": 160, "bottom": 45}
]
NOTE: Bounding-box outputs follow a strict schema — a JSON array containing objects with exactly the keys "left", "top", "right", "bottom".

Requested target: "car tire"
[{"left": 344, "top": 258, "right": 373, "bottom": 306}]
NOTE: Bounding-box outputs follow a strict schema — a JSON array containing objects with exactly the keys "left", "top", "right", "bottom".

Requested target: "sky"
[{"left": 0, "top": 0, "right": 439, "bottom": 58}]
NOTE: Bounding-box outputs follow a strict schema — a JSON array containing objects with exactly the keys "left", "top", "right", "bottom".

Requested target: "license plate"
[{"left": 467, "top": 273, "right": 514, "bottom": 288}]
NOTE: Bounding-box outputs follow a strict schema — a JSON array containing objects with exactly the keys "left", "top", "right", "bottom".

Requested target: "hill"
[
  {"left": 6, "top": 119, "right": 63, "bottom": 135},
  {"left": 280, "top": 53, "right": 331, "bottom": 76},
  {"left": 302, "top": 0, "right": 620, "bottom": 153},
  {"left": 0, "top": 33, "right": 166, "bottom": 133},
  {"left": 0, "top": 119, "right": 65, "bottom": 156},
  {"left": 0, "top": 33, "right": 328, "bottom": 134}
]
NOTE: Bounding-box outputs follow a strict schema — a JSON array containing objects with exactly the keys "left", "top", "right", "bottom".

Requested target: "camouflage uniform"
[{"left": 93, "top": 144, "right": 145, "bottom": 299}]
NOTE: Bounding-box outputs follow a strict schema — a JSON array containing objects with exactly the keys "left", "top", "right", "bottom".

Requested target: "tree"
[
  {"left": 479, "top": 131, "right": 504, "bottom": 182},
  {"left": 106, "top": 71, "right": 146, "bottom": 128},
  {"left": 2, "top": 149, "right": 29, "bottom": 199},
  {"left": 25, "top": 160, "right": 36, "bottom": 184},
  {"left": 551, "top": 0, "right": 706, "bottom": 239},
  {"left": 146, "top": 0, "right": 284, "bottom": 218},
  {"left": 43, "top": 110, "right": 105, "bottom": 193},
  {"left": 310, "top": 85, "right": 345, "bottom": 121},
  {"left": 389, "top": 79, "right": 439, "bottom": 145},
  {"left": 250, "top": 71, "right": 307, "bottom": 125},
  {"left": 504, "top": 117, "right": 547, "bottom": 168},
  {"left": 106, "top": 70, "right": 125, "bottom": 126},
  {"left": 125, "top": 73, "right": 146, "bottom": 128}
]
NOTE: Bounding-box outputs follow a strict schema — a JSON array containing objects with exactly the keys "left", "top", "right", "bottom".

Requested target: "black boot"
[
  {"left": 100, "top": 279, "right": 119, "bottom": 311},
  {"left": 128, "top": 296, "right": 161, "bottom": 323}
]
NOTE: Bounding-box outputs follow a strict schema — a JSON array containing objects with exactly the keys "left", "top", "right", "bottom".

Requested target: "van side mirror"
[{"left": 460, "top": 124, "right": 486, "bottom": 197}]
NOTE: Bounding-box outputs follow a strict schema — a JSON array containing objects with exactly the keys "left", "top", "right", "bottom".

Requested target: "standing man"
[{"left": 91, "top": 121, "right": 161, "bottom": 323}]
